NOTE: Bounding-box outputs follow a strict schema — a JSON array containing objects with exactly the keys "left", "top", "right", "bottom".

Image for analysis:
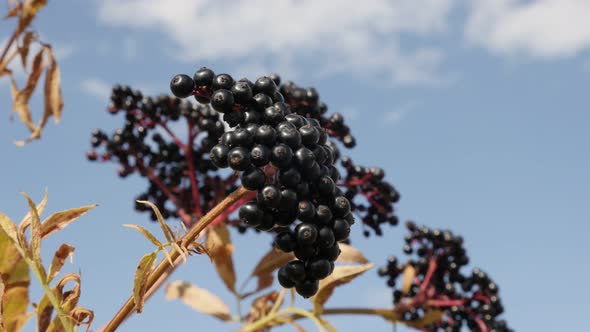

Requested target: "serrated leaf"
[
  {"left": 22, "top": 193, "right": 42, "bottom": 270},
  {"left": 401, "top": 264, "right": 416, "bottom": 295},
  {"left": 47, "top": 244, "right": 74, "bottom": 283},
  {"left": 133, "top": 252, "right": 157, "bottom": 313},
  {"left": 19, "top": 189, "right": 48, "bottom": 232},
  {"left": 165, "top": 281, "right": 231, "bottom": 321},
  {"left": 137, "top": 201, "right": 174, "bottom": 243},
  {"left": 311, "top": 263, "right": 374, "bottom": 313},
  {"left": 205, "top": 224, "right": 236, "bottom": 293},
  {"left": 0, "top": 226, "right": 30, "bottom": 332},
  {"left": 123, "top": 224, "right": 162, "bottom": 248},
  {"left": 40, "top": 204, "right": 96, "bottom": 239},
  {"left": 42, "top": 47, "right": 62, "bottom": 125},
  {"left": 250, "top": 248, "right": 295, "bottom": 292},
  {"left": 335, "top": 244, "right": 369, "bottom": 264}
]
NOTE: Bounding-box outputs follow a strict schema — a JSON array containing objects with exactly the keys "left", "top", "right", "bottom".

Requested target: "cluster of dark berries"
[
  {"left": 170, "top": 68, "right": 354, "bottom": 297},
  {"left": 279, "top": 81, "right": 355, "bottom": 148},
  {"left": 378, "top": 222, "right": 512, "bottom": 332},
  {"left": 87, "top": 85, "right": 236, "bottom": 225},
  {"left": 339, "top": 157, "right": 400, "bottom": 237}
]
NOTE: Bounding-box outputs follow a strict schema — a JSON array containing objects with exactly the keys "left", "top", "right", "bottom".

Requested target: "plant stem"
[
  {"left": 102, "top": 186, "right": 250, "bottom": 332},
  {"left": 16, "top": 250, "right": 75, "bottom": 332}
]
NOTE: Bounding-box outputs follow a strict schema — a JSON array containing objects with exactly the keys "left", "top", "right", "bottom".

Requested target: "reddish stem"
[
  {"left": 419, "top": 257, "right": 438, "bottom": 294},
  {"left": 473, "top": 293, "right": 491, "bottom": 304},
  {"left": 339, "top": 173, "right": 373, "bottom": 187},
  {"left": 135, "top": 158, "right": 192, "bottom": 227},
  {"left": 426, "top": 299, "right": 466, "bottom": 307},
  {"left": 466, "top": 310, "right": 489, "bottom": 332},
  {"left": 184, "top": 123, "right": 202, "bottom": 219},
  {"left": 158, "top": 122, "right": 185, "bottom": 149},
  {"left": 210, "top": 191, "right": 256, "bottom": 226}
]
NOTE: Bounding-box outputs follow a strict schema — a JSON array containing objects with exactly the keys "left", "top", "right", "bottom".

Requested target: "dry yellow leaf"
[
  {"left": 206, "top": 224, "right": 236, "bottom": 293},
  {"left": 165, "top": 281, "right": 232, "bottom": 321},
  {"left": 311, "top": 263, "right": 374, "bottom": 313}
]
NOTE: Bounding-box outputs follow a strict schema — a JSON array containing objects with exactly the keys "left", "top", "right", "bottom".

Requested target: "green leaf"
[
  {"left": 133, "top": 252, "right": 157, "bottom": 313},
  {"left": 0, "top": 212, "right": 18, "bottom": 244},
  {"left": 0, "top": 226, "right": 30, "bottom": 332},
  {"left": 21, "top": 193, "right": 42, "bottom": 265}
]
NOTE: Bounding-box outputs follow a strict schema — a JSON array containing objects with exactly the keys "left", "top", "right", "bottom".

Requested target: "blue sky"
[{"left": 1, "top": 1, "right": 589, "bottom": 331}]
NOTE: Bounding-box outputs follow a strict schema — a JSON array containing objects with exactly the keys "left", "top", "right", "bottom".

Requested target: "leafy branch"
[
  {"left": 1, "top": 0, "right": 63, "bottom": 145},
  {"left": 0, "top": 191, "right": 96, "bottom": 332}
]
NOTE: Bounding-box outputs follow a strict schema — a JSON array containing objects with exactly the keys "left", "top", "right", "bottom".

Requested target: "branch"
[{"left": 102, "top": 186, "right": 251, "bottom": 332}]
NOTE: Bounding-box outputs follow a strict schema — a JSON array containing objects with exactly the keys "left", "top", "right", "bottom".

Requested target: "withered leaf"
[
  {"left": 55, "top": 273, "right": 81, "bottom": 312},
  {"left": 311, "top": 263, "right": 374, "bottom": 313},
  {"left": 17, "top": 0, "right": 46, "bottom": 33},
  {"left": 133, "top": 252, "right": 157, "bottom": 313},
  {"left": 165, "top": 281, "right": 231, "bottom": 321},
  {"left": 405, "top": 310, "right": 444, "bottom": 328},
  {"left": 5, "top": 3, "right": 21, "bottom": 18},
  {"left": 42, "top": 47, "right": 62, "bottom": 126},
  {"left": 70, "top": 307, "right": 93, "bottom": 330},
  {"left": 12, "top": 47, "right": 44, "bottom": 135},
  {"left": 47, "top": 244, "right": 75, "bottom": 283},
  {"left": 250, "top": 248, "right": 294, "bottom": 292},
  {"left": 123, "top": 224, "right": 162, "bottom": 248},
  {"left": 19, "top": 188, "right": 48, "bottom": 232},
  {"left": 248, "top": 291, "right": 280, "bottom": 322},
  {"left": 18, "top": 31, "right": 36, "bottom": 68},
  {"left": 22, "top": 193, "right": 43, "bottom": 274},
  {"left": 401, "top": 264, "right": 416, "bottom": 295},
  {"left": 0, "top": 225, "right": 30, "bottom": 332},
  {"left": 0, "top": 212, "right": 18, "bottom": 244},
  {"left": 136, "top": 201, "right": 174, "bottom": 243},
  {"left": 40, "top": 204, "right": 97, "bottom": 239},
  {"left": 335, "top": 243, "right": 369, "bottom": 264},
  {"left": 205, "top": 224, "right": 236, "bottom": 293},
  {"left": 36, "top": 294, "right": 53, "bottom": 332}
]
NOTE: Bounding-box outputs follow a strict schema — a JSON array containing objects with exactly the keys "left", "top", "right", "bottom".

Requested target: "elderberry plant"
[
  {"left": 378, "top": 222, "right": 513, "bottom": 332},
  {"left": 87, "top": 67, "right": 400, "bottom": 298}
]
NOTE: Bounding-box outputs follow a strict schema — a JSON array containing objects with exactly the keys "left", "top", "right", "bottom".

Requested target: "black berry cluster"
[
  {"left": 87, "top": 85, "right": 236, "bottom": 225},
  {"left": 378, "top": 222, "right": 512, "bottom": 332},
  {"left": 279, "top": 80, "right": 355, "bottom": 148},
  {"left": 339, "top": 156, "right": 400, "bottom": 237},
  {"left": 170, "top": 68, "right": 354, "bottom": 298}
]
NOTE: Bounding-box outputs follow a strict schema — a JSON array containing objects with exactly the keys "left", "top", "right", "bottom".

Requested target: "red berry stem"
[
  {"left": 419, "top": 256, "right": 438, "bottom": 294},
  {"left": 184, "top": 122, "right": 203, "bottom": 219},
  {"left": 134, "top": 157, "right": 192, "bottom": 226}
]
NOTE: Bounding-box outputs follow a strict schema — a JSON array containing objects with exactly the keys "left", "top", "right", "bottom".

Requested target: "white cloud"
[
  {"left": 96, "top": 0, "right": 455, "bottom": 85},
  {"left": 465, "top": 0, "right": 590, "bottom": 58},
  {"left": 80, "top": 78, "right": 111, "bottom": 100}
]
